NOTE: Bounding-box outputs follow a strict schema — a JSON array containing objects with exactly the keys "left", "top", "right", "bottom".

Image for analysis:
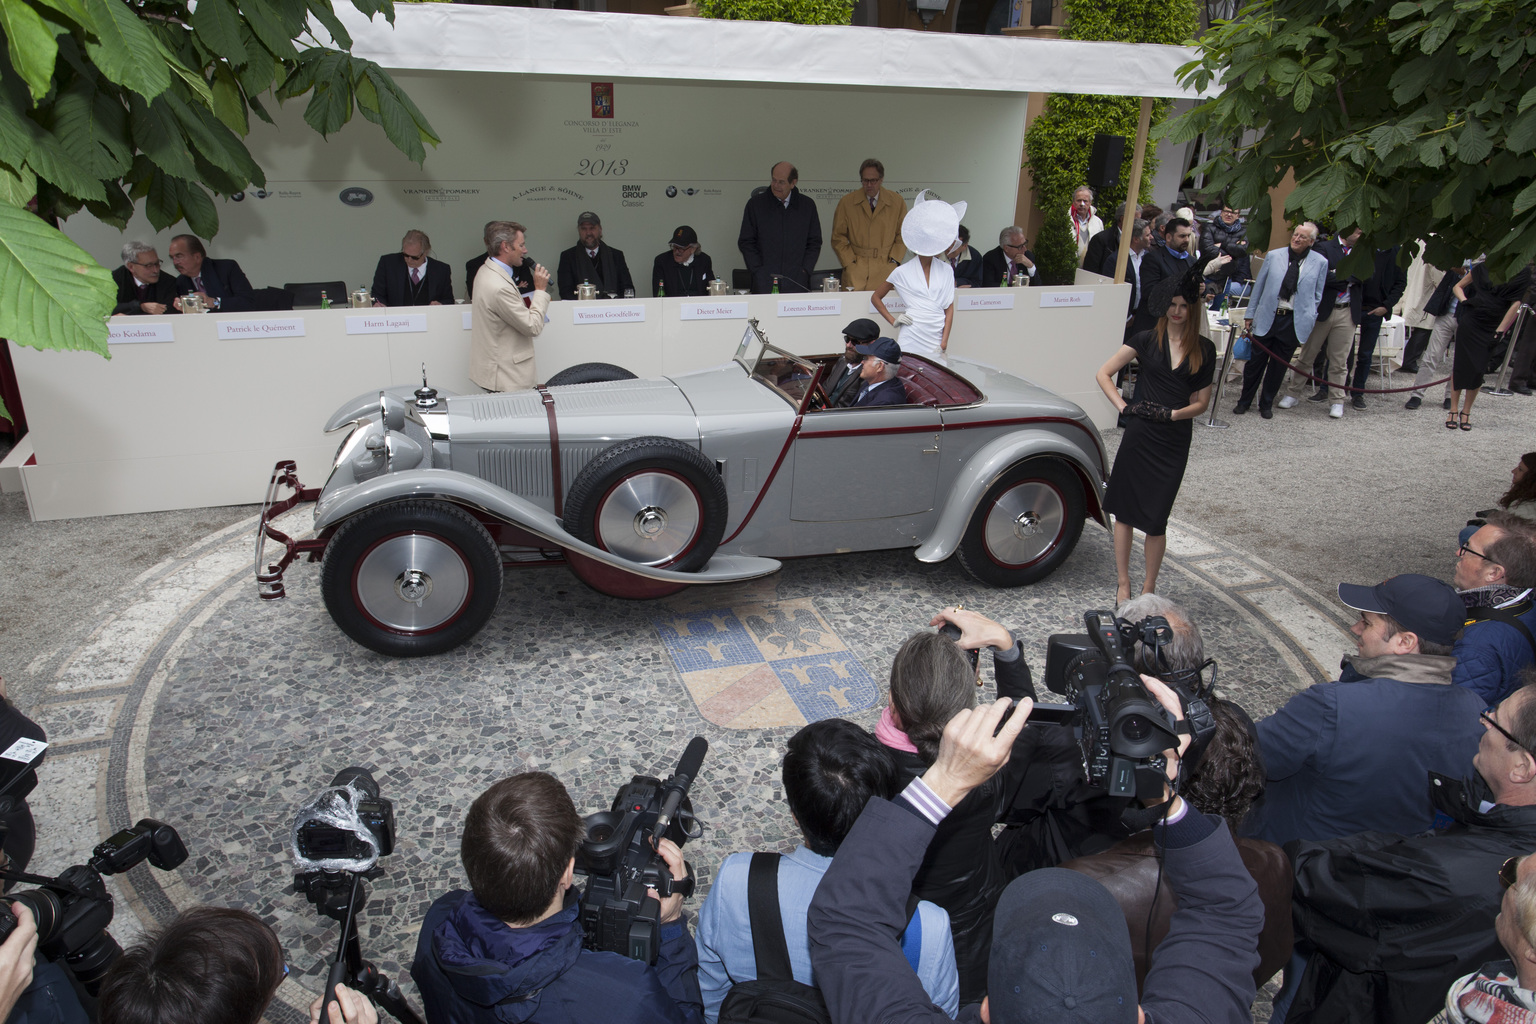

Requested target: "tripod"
[{"left": 297, "top": 869, "right": 425, "bottom": 1024}]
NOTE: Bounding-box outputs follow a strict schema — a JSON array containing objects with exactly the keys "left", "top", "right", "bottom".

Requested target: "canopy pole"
[{"left": 1113, "top": 96, "right": 1154, "bottom": 284}]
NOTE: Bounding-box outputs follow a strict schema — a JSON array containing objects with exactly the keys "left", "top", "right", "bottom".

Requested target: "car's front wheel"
[
  {"left": 956, "top": 459, "right": 1086, "bottom": 587},
  {"left": 320, "top": 500, "right": 502, "bottom": 656}
]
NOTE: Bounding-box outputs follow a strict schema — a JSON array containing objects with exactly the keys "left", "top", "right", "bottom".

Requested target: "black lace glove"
[{"left": 1126, "top": 401, "right": 1173, "bottom": 422}]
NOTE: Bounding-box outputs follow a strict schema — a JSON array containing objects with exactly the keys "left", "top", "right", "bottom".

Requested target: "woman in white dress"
[{"left": 872, "top": 191, "right": 964, "bottom": 360}]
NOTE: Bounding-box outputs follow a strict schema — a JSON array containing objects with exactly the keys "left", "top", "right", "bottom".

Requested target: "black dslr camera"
[
  {"left": 294, "top": 766, "right": 397, "bottom": 867},
  {"left": 575, "top": 737, "right": 708, "bottom": 964},
  {"left": 0, "top": 820, "right": 187, "bottom": 995},
  {"left": 1042, "top": 610, "right": 1215, "bottom": 800}
]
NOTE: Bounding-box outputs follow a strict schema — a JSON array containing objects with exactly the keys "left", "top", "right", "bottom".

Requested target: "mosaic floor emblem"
[{"left": 654, "top": 599, "right": 881, "bottom": 729}]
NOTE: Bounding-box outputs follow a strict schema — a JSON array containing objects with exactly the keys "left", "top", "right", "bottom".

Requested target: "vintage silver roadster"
[{"left": 257, "top": 320, "right": 1108, "bottom": 656}]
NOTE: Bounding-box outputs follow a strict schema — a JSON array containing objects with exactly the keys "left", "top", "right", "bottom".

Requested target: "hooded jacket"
[
  {"left": 1287, "top": 774, "right": 1536, "bottom": 1024},
  {"left": 1246, "top": 652, "right": 1484, "bottom": 846},
  {"left": 411, "top": 889, "right": 704, "bottom": 1024}
]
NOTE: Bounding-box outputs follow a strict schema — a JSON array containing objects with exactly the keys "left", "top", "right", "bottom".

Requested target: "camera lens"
[
  {"left": 66, "top": 931, "right": 124, "bottom": 996},
  {"left": 1118, "top": 715, "right": 1152, "bottom": 743},
  {"left": 9, "top": 888, "right": 62, "bottom": 944}
]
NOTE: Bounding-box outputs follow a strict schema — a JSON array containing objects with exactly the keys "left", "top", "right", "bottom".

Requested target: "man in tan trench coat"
[
  {"left": 830, "top": 159, "right": 906, "bottom": 291},
  {"left": 470, "top": 221, "right": 552, "bottom": 392}
]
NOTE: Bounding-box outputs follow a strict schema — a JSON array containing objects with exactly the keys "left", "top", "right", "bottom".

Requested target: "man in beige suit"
[
  {"left": 830, "top": 159, "right": 906, "bottom": 291},
  {"left": 470, "top": 221, "right": 551, "bottom": 392}
]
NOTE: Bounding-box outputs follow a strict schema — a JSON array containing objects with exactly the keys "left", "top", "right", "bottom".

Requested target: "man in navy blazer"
[
  {"left": 372, "top": 229, "right": 455, "bottom": 306},
  {"left": 851, "top": 338, "right": 909, "bottom": 407},
  {"left": 169, "top": 234, "right": 255, "bottom": 312}
]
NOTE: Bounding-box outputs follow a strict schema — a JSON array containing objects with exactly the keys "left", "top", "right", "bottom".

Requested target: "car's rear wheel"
[
  {"left": 320, "top": 500, "right": 502, "bottom": 656},
  {"left": 957, "top": 459, "right": 1086, "bottom": 587},
  {"left": 544, "top": 362, "right": 637, "bottom": 387},
  {"left": 562, "top": 437, "right": 727, "bottom": 595}
]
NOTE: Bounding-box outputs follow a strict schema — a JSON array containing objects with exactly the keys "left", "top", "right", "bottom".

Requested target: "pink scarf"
[{"left": 876, "top": 706, "right": 919, "bottom": 754}]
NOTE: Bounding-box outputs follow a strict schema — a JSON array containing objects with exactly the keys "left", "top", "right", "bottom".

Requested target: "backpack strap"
[
  {"left": 899, "top": 893, "right": 922, "bottom": 973},
  {"left": 1470, "top": 605, "right": 1536, "bottom": 662},
  {"left": 746, "top": 852, "right": 796, "bottom": 984}
]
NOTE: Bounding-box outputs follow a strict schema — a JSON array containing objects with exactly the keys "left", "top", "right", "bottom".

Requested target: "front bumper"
[{"left": 254, "top": 460, "right": 325, "bottom": 599}]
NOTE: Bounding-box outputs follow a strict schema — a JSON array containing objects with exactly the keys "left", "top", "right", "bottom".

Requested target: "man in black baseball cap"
[
  {"left": 851, "top": 337, "right": 906, "bottom": 407},
  {"left": 557, "top": 209, "right": 635, "bottom": 300},
  {"left": 1246, "top": 572, "right": 1484, "bottom": 850},
  {"left": 652, "top": 225, "right": 713, "bottom": 297},
  {"left": 808, "top": 683, "right": 1263, "bottom": 1023},
  {"left": 824, "top": 318, "right": 881, "bottom": 407}
]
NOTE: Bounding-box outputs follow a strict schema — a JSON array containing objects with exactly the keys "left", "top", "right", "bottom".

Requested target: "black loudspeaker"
[
  {"left": 1086, "top": 134, "right": 1126, "bottom": 191},
  {"left": 1030, "top": 0, "right": 1052, "bottom": 26}
]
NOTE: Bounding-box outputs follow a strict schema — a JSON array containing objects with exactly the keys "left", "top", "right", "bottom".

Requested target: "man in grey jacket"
[
  {"left": 808, "top": 681, "right": 1263, "bottom": 1023},
  {"left": 1233, "top": 222, "right": 1329, "bottom": 419}
]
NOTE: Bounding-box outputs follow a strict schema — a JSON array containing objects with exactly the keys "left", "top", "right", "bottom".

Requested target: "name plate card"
[
  {"left": 1038, "top": 291, "right": 1096, "bottom": 309},
  {"left": 217, "top": 318, "right": 306, "bottom": 339},
  {"left": 679, "top": 301, "right": 748, "bottom": 321},
  {"left": 107, "top": 321, "right": 175, "bottom": 344},
  {"left": 573, "top": 305, "right": 646, "bottom": 324},
  {"left": 957, "top": 293, "right": 1015, "bottom": 311},
  {"left": 462, "top": 311, "right": 473, "bottom": 330},
  {"left": 778, "top": 298, "right": 841, "bottom": 318},
  {"left": 867, "top": 296, "right": 907, "bottom": 313},
  {"left": 346, "top": 313, "right": 427, "bottom": 334}
]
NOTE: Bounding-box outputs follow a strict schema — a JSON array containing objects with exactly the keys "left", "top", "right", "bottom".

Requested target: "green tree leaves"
[
  {"left": 1165, "top": 0, "right": 1536, "bottom": 277},
  {"left": 0, "top": 0, "right": 438, "bottom": 412}
]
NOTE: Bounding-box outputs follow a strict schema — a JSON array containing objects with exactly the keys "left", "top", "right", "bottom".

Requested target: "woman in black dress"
[
  {"left": 1095, "top": 272, "right": 1217, "bottom": 605},
  {"left": 1449, "top": 261, "right": 1532, "bottom": 430}
]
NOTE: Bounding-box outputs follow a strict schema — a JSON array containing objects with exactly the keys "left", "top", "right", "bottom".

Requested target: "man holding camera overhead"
[{"left": 412, "top": 772, "right": 705, "bottom": 1023}]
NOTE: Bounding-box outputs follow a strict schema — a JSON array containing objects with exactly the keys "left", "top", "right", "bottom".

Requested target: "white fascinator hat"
[{"left": 901, "top": 190, "right": 969, "bottom": 258}]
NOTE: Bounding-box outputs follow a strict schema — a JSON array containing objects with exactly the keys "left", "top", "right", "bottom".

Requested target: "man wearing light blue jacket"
[{"left": 1234, "top": 222, "right": 1330, "bottom": 418}]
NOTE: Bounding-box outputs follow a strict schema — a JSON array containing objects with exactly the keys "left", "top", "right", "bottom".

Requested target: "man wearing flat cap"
[
  {"left": 651, "top": 226, "right": 714, "bottom": 297},
  {"left": 1245, "top": 573, "right": 1484, "bottom": 847},
  {"left": 851, "top": 338, "right": 907, "bottom": 407},
  {"left": 557, "top": 211, "right": 635, "bottom": 300},
  {"left": 822, "top": 318, "right": 881, "bottom": 407}
]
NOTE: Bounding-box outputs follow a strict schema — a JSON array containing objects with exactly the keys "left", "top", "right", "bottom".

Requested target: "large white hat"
[{"left": 901, "top": 190, "right": 969, "bottom": 257}]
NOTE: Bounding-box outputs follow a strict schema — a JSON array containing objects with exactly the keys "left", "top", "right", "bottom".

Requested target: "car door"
[{"left": 788, "top": 403, "right": 943, "bottom": 521}]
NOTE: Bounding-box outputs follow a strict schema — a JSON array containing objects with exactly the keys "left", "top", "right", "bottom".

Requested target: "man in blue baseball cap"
[
  {"left": 851, "top": 338, "right": 908, "bottom": 407},
  {"left": 1245, "top": 572, "right": 1484, "bottom": 848}
]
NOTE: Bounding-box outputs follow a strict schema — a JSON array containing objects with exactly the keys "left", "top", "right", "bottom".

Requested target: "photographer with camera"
[
  {"left": 98, "top": 905, "right": 377, "bottom": 1024},
  {"left": 875, "top": 606, "right": 1038, "bottom": 1006},
  {"left": 412, "top": 771, "right": 704, "bottom": 1023},
  {"left": 808, "top": 681, "right": 1262, "bottom": 1024}
]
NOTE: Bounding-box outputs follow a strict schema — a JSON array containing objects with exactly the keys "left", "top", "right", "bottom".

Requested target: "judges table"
[{"left": 5, "top": 282, "right": 1130, "bottom": 520}]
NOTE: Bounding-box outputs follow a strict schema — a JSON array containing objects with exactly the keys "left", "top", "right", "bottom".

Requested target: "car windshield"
[{"left": 734, "top": 319, "right": 819, "bottom": 406}]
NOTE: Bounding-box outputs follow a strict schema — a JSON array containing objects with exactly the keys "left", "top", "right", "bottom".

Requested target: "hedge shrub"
[
  {"left": 1023, "top": 0, "right": 1199, "bottom": 218},
  {"left": 1033, "top": 206, "right": 1078, "bottom": 286},
  {"left": 695, "top": 0, "right": 854, "bottom": 25}
]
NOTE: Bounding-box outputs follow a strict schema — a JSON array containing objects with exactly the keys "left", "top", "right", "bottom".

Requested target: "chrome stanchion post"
[
  {"left": 1201, "top": 322, "right": 1240, "bottom": 429},
  {"left": 1482, "top": 303, "right": 1530, "bottom": 397}
]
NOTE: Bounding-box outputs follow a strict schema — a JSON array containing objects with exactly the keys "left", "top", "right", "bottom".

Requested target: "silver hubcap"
[
  {"left": 597, "top": 471, "right": 701, "bottom": 566},
  {"left": 355, "top": 534, "right": 470, "bottom": 632},
  {"left": 983, "top": 481, "right": 1065, "bottom": 567}
]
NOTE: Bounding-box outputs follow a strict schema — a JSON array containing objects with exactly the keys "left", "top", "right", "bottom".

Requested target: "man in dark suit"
[
  {"left": 1082, "top": 202, "right": 1126, "bottom": 278},
  {"left": 651, "top": 226, "right": 714, "bottom": 297},
  {"left": 557, "top": 211, "right": 635, "bottom": 300},
  {"left": 1344, "top": 245, "right": 1407, "bottom": 408},
  {"left": 1135, "top": 216, "right": 1203, "bottom": 330},
  {"left": 823, "top": 318, "right": 881, "bottom": 407},
  {"left": 466, "top": 220, "right": 537, "bottom": 300},
  {"left": 980, "top": 227, "right": 1038, "bottom": 287},
  {"left": 850, "top": 338, "right": 908, "bottom": 407},
  {"left": 168, "top": 234, "right": 255, "bottom": 312},
  {"left": 112, "top": 241, "right": 178, "bottom": 315},
  {"left": 738, "top": 161, "right": 823, "bottom": 294},
  {"left": 948, "top": 226, "right": 984, "bottom": 288},
  {"left": 371, "top": 229, "right": 454, "bottom": 306},
  {"left": 1122, "top": 219, "right": 1153, "bottom": 336}
]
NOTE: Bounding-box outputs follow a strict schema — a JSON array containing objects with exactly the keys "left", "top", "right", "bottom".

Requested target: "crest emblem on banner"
[{"left": 654, "top": 600, "right": 880, "bottom": 729}]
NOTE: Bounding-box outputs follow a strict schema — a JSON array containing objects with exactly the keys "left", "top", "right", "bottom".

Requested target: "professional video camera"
[
  {"left": 292, "top": 767, "right": 422, "bottom": 1024},
  {"left": 0, "top": 819, "right": 186, "bottom": 995},
  {"left": 575, "top": 737, "right": 708, "bottom": 964},
  {"left": 1041, "top": 610, "right": 1216, "bottom": 801}
]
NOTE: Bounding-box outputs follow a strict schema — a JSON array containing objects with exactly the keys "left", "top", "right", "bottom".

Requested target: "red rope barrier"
[{"left": 1241, "top": 332, "right": 1452, "bottom": 395}]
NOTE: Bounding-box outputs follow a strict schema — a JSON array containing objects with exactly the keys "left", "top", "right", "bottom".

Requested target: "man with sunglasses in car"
[
  {"left": 1246, "top": 573, "right": 1484, "bottom": 848},
  {"left": 1284, "top": 671, "right": 1536, "bottom": 1023},
  {"left": 1454, "top": 511, "right": 1536, "bottom": 705}
]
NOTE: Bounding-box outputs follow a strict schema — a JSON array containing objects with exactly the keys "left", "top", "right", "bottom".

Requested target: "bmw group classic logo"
[
  {"left": 339, "top": 187, "right": 374, "bottom": 207},
  {"left": 666, "top": 185, "right": 677, "bottom": 198}
]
